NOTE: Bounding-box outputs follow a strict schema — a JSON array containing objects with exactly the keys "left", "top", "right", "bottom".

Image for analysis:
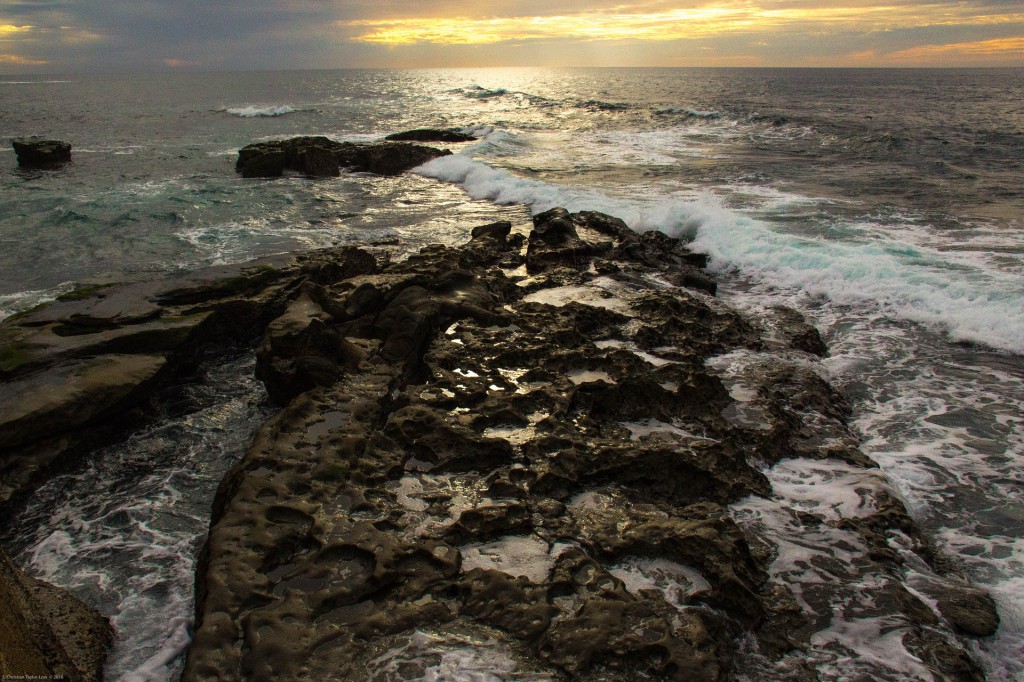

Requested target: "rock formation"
[
  {"left": 235, "top": 136, "right": 451, "bottom": 178},
  {"left": 177, "top": 210, "right": 991, "bottom": 681},
  {"left": 0, "top": 206, "right": 999, "bottom": 681},
  {"left": 385, "top": 129, "right": 477, "bottom": 143},
  {"left": 11, "top": 138, "right": 72, "bottom": 168},
  {"left": 0, "top": 547, "right": 112, "bottom": 682}
]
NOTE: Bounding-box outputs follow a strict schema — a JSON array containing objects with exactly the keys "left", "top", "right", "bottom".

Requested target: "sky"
[{"left": 1, "top": 0, "right": 1022, "bottom": 72}]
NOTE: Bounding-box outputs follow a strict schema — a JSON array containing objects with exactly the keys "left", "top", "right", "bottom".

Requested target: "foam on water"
[
  {"left": 608, "top": 557, "right": 711, "bottom": 605},
  {"left": 0, "top": 283, "right": 75, "bottom": 322},
  {"left": 224, "top": 105, "right": 297, "bottom": 117},
  {"left": 417, "top": 153, "right": 1024, "bottom": 354},
  {"left": 459, "top": 536, "right": 571, "bottom": 584},
  {"left": 367, "top": 628, "right": 556, "bottom": 681},
  {"left": 3, "top": 355, "right": 271, "bottom": 681},
  {"left": 175, "top": 217, "right": 344, "bottom": 266}
]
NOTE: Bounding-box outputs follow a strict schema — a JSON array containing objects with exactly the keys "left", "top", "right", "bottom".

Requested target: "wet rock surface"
[
  {"left": 385, "top": 128, "right": 477, "bottom": 143},
  {"left": 235, "top": 136, "right": 451, "bottom": 178},
  {"left": 0, "top": 256, "right": 311, "bottom": 512},
  {"left": 0, "top": 547, "right": 112, "bottom": 681},
  {"left": 164, "top": 209, "right": 995, "bottom": 681},
  {"left": 11, "top": 137, "right": 72, "bottom": 168}
]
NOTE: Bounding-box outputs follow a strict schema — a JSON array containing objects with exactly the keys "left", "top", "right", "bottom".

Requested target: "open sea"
[{"left": 1, "top": 68, "right": 1022, "bottom": 681}]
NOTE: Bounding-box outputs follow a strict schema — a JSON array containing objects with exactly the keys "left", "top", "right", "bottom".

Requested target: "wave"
[
  {"left": 577, "top": 100, "right": 631, "bottom": 112},
  {"left": 452, "top": 85, "right": 559, "bottom": 107},
  {"left": 416, "top": 154, "right": 1024, "bottom": 355},
  {"left": 224, "top": 105, "right": 297, "bottom": 118},
  {"left": 0, "top": 284, "right": 76, "bottom": 322},
  {"left": 455, "top": 85, "right": 510, "bottom": 100},
  {"left": 458, "top": 124, "right": 495, "bottom": 138},
  {"left": 655, "top": 107, "right": 721, "bottom": 120}
]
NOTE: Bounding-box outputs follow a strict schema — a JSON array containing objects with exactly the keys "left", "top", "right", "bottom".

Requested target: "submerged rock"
[
  {"left": 935, "top": 584, "right": 1000, "bottom": 637},
  {"left": 235, "top": 136, "right": 451, "bottom": 178},
  {"left": 11, "top": 138, "right": 72, "bottom": 168}
]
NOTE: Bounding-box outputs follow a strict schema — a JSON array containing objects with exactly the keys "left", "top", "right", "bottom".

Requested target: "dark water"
[{"left": 1, "top": 68, "right": 1022, "bottom": 680}]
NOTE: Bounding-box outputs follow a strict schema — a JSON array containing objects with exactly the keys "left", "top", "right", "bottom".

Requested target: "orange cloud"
[
  {"left": 0, "top": 24, "right": 35, "bottom": 36},
  {"left": 881, "top": 36, "right": 1024, "bottom": 63},
  {"left": 342, "top": 5, "right": 1024, "bottom": 45}
]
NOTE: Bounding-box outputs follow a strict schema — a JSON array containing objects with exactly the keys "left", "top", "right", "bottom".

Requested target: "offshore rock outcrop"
[
  {"left": 176, "top": 209, "right": 994, "bottom": 681},
  {"left": 11, "top": 137, "right": 72, "bottom": 168},
  {"left": 235, "top": 136, "right": 452, "bottom": 178},
  {"left": 385, "top": 128, "right": 477, "bottom": 143}
]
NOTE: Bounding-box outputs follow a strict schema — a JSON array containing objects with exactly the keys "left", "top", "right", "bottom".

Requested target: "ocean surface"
[{"left": 1, "top": 68, "right": 1022, "bottom": 680}]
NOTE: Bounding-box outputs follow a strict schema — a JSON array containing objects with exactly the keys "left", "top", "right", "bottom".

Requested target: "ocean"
[{"left": 1, "top": 68, "right": 1022, "bottom": 680}]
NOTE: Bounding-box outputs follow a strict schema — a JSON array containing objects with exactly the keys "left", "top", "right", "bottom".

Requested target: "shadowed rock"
[
  {"left": 385, "top": 128, "right": 477, "bottom": 143},
  {"left": 12, "top": 138, "right": 72, "bottom": 168},
  {"left": 236, "top": 136, "right": 451, "bottom": 178},
  {"left": 0, "top": 547, "right": 112, "bottom": 682},
  {"left": 177, "top": 209, "right": 989, "bottom": 682}
]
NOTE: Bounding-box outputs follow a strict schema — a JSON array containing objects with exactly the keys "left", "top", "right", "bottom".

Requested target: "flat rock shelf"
[{"left": 0, "top": 206, "right": 998, "bottom": 681}]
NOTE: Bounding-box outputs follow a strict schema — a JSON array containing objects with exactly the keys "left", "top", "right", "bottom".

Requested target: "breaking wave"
[
  {"left": 224, "top": 105, "right": 297, "bottom": 118},
  {"left": 416, "top": 153, "right": 1024, "bottom": 355}
]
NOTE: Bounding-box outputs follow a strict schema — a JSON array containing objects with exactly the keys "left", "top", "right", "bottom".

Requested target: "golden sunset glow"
[
  {"left": 884, "top": 36, "right": 1024, "bottom": 63},
  {"left": 1, "top": 0, "right": 1022, "bottom": 69},
  {"left": 343, "top": 5, "right": 1024, "bottom": 45},
  {"left": 0, "top": 23, "right": 33, "bottom": 36},
  {"left": 0, "top": 54, "right": 47, "bottom": 64}
]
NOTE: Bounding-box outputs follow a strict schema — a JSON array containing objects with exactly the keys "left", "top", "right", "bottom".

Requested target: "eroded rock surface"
[
  {"left": 0, "top": 547, "right": 112, "bottom": 682},
  {"left": 181, "top": 210, "right": 993, "bottom": 681},
  {"left": 0, "top": 254, "right": 358, "bottom": 511}
]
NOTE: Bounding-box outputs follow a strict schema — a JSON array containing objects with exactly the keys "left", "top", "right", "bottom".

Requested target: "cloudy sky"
[{"left": 1, "top": 0, "right": 1022, "bottom": 72}]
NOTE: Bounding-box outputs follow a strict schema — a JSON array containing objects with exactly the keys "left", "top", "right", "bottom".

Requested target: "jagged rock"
[
  {"left": 185, "top": 209, "right": 969, "bottom": 682},
  {"left": 526, "top": 207, "right": 612, "bottom": 273},
  {"left": 236, "top": 136, "right": 451, "bottom": 178},
  {"left": 770, "top": 305, "right": 828, "bottom": 356},
  {"left": 385, "top": 128, "right": 476, "bottom": 143},
  {"left": 0, "top": 548, "right": 112, "bottom": 681},
  {"left": 11, "top": 138, "right": 72, "bottom": 168},
  {"left": 0, "top": 204, "right": 991, "bottom": 680},
  {"left": 935, "top": 585, "right": 1000, "bottom": 637}
]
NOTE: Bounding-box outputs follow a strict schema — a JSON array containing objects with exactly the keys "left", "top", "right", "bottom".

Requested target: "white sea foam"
[
  {"left": 7, "top": 356, "right": 269, "bottom": 681},
  {"left": 225, "top": 105, "right": 297, "bottom": 117},
  {"left": 175, "top": 218, "right": 342, "bottom": 265},
  {"left": 416, "top": 154, "right": 1024, "bottom": 354},
  {"left": 0, "top": 284, "right": 75, "bottom": 322}
]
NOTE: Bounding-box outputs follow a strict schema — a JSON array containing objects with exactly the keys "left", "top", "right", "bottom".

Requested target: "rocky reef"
[{"left": 0, "top": 203, "right": 999, "bottom": 680}]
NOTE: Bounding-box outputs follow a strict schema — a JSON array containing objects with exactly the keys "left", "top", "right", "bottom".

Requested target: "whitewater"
[{"left": 1, "top": 68, "right": 1021, "bottom": 680}]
